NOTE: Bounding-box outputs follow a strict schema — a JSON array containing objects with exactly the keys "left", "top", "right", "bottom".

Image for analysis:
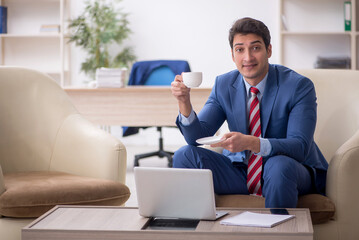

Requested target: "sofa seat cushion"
[
  {"left": 0, "top": 171, "right": 131, "bottom": 218},
  {"left": 215, "top": 193, "right": 335, "bottom": 225},
  {"left": 296, "top": 194, "right": 335, "bottom": 224}
]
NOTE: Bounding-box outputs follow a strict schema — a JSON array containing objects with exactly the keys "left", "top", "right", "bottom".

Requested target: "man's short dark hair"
[{"left": 229, "top": 17, "right": 271, "bottom": 50}]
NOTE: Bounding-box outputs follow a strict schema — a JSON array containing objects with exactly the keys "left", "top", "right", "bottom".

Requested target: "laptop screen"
[{"left": 134, "top": 167, "right": 220, "bottom": 220}]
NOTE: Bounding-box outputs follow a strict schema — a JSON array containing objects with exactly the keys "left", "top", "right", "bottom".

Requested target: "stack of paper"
[
  {"left": 96, "top": 67, "right": 127, "bottom": 88},
  {"left": 220, "top": 211, "right": 295, "bottom": 228},
  {"left": 314, "top": 56, "right": 351, "bottom": 69},
  {"left": 40, "top": 24, "right": 60, "bottom": 33}
]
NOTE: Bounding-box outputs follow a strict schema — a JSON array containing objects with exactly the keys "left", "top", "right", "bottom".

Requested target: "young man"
[{"left": 170, "top": 17, "right": 328, "bottom": 208}]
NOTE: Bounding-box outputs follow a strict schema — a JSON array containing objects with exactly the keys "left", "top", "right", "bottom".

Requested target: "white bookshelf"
[
  {"left": 0, "top": 0, "right": 70, "bottom": 87},
  {"left": 279, "top": 0, "right": 359, "bottom": 70}
]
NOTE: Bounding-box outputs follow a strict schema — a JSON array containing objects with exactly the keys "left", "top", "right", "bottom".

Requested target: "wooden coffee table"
[{"left": 22, "top": 206, "right": 313, "bottom": 240}]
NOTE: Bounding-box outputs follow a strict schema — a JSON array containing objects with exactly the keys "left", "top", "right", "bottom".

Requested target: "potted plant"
[{"left": 68, "top": 0, "right": 136, "bottom": 79}]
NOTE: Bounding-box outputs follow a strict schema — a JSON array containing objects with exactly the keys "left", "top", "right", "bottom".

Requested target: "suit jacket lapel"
[
  {"left": 229, "top": 74, "right": 248, "bottom": 134},
  {"left": 261, "top": 65, "right": 279, "bottom": 137}
]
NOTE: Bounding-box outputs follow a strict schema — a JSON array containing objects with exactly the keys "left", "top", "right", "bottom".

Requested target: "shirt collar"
[{"left": 242, "top": 73, "right": 268, "bottom": 98}]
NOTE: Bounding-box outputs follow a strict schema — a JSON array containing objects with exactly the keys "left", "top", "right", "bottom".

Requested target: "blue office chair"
[{"left": 123, "top": 60, "right": 191, "bottom": 167}]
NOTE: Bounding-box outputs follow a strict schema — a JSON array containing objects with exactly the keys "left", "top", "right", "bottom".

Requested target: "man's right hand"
[{"left": 171, "top": 74, "right": 192, "bottom": 117}]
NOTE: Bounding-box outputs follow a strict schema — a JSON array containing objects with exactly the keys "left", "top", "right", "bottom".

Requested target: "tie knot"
[{"left": 250, "top": 87, "right": 259, "bottom": 95}]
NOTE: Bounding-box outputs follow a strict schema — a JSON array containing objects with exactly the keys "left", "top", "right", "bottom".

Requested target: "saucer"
[{"left": 196, "top": 136, "right": 224, "bottom": 145}]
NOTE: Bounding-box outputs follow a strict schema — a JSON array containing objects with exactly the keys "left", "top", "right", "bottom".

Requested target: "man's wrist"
[
  {"left": 248, "top": 135, "right": 260, "bottom": 153},
  {"left": 179, "top": 100, "right": 192, "bottom": 117}
]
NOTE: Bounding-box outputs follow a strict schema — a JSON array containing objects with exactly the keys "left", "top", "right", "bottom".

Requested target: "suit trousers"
[{"left": 173, "top": 145, "right": 312, "bottom": 208}]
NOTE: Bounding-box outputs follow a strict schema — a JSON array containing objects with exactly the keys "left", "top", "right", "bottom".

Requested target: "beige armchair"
[
  {"left": 300, "top": 69, "right": 359, "bottom": 240},
  {"left": 214, "top": 69, "right": 359, "bottom": 240},
  {"left": 0, "top": 67, "right": 130, "bottom": 240}
]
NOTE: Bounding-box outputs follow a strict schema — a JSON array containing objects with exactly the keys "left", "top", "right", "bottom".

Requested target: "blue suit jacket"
[{"left": 176, "top": 64, "right": 328, "bottom": 194}]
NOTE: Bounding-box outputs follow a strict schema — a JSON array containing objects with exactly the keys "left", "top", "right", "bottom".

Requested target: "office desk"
[{"left": 64, "top": 87, "right": 212, "bottom": 126}]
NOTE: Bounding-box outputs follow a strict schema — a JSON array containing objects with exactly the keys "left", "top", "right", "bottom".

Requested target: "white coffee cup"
[{"left": 182, "top": 72, "right": 203, "bottom": 88}]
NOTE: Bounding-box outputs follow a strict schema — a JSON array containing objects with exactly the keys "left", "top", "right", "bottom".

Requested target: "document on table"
[{"left": 220, "top": 211, "right": 295, "bottom": 228}]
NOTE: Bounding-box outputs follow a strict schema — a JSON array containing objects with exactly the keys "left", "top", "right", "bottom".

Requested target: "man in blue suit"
[{"left": 170, "top": 17, "right": 328, "bottom": 208}]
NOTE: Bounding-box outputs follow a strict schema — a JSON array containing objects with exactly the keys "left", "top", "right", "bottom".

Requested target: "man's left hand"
[{"left": 211, "top": 132, "right": 260, "bottom": 153}]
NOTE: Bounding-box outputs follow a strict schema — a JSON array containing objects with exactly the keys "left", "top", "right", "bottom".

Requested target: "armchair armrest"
[
  {"left": 0, "top": 165, "right": 5, "bottom": 195},
  {"left": 326, "top": 129, "right": 359, "bottom": 236},
  {"left": 50, "top": 114, "right": 127, "bottom": 184}
]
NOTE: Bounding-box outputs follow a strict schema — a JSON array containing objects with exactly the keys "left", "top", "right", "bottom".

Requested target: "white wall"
[
  {"left": 70, "top": 0, "right": 280, "bottom": 87},
  {"left": 69, "top": 0, "right": 280, "bottom": 146}
]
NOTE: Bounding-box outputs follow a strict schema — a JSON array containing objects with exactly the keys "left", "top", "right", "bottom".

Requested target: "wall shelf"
[
  {"left": 279, "top": 0, "right": 358, "bottom": 70},
  {"left": 0, "top": 0, "right": 71, "bottom": 87},
  {"left": 281, "top": 31, "right": 352, "bottom": 36},
  {"left": 0, "top": 33, "right": 63, "bottom": 38}
]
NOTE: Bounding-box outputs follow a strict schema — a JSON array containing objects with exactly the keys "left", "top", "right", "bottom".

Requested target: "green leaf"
[{"left": 68, "top": 0, "right": 136, "bottom": 78}]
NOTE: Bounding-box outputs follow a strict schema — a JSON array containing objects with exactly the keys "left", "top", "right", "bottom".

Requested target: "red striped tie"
[{"left": 247, "top": 87, "right": 262, "bottom": 196}]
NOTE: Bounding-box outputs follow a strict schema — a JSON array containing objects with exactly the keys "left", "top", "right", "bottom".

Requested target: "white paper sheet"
[{"left": 220, "top": 211, "right": 295, "bottom": 228}]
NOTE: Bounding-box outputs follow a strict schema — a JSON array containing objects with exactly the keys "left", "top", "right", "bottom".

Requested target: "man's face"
[{"left": 231, "top": 33, "right": 272, "bottom": 85}]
